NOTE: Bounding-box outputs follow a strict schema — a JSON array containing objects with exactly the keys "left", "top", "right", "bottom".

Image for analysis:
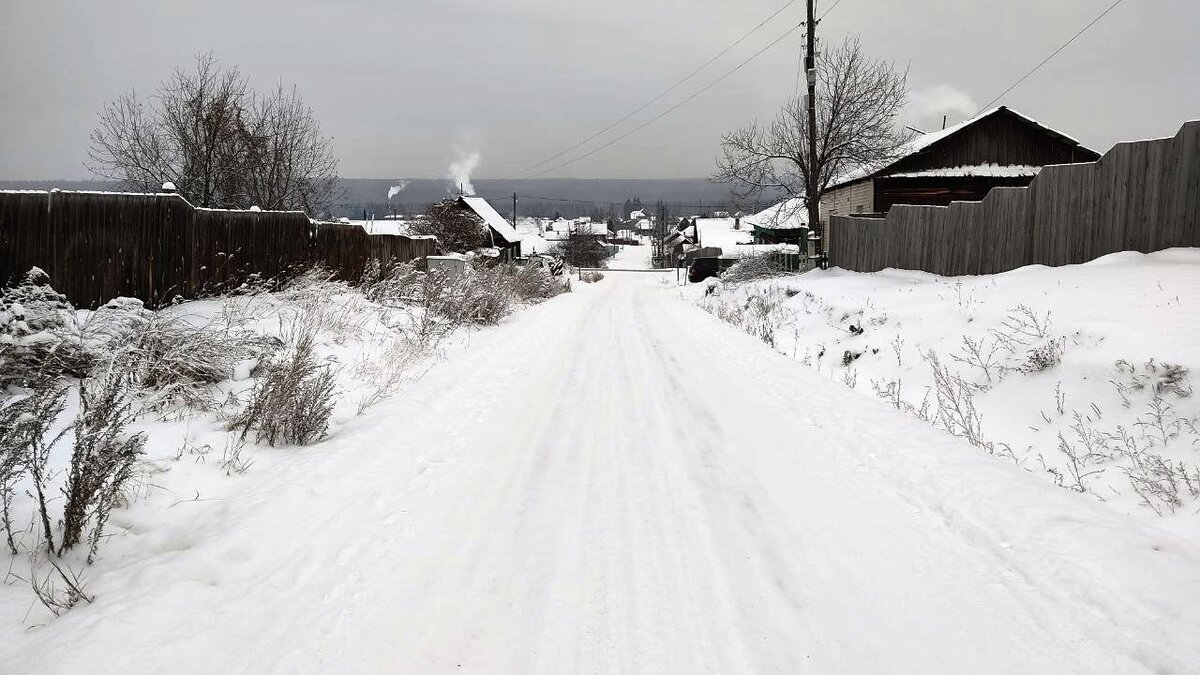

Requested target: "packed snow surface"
[{"left": 3, "top": 259, "right": 1198, "bottom": 673}]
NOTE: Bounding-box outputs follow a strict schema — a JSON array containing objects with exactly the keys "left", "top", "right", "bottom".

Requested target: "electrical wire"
[
  {"left": 517, "top": 0, "right": 850, "bottom": 180},
  {"left": 510, "top": 0, "right": 800, "bottom": 178},
  {"left": 975, "top": 0, "right": 1127, "bottom": 113},
  {"left": 522, "top": 22, "right": 805, "bottom": 179}
]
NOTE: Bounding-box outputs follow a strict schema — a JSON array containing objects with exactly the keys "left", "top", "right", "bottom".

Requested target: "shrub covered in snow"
[
  {"left": 0, "top": 380, "right": 69, "bottom": 555},
  {"left": 59, "top": 367, "right": 146, "bottom": 562},
  {"left": 0, "top": 269, "right": 94, "bottom": 388},
  {"left": 230, "top": 331, "right": 338, "bottom": 447},
  {"left": 721, "top": 252, "right": 803, "bottom": 283},
  {"left": 510, "top": 263, "right": 568, "bottom": 302}
]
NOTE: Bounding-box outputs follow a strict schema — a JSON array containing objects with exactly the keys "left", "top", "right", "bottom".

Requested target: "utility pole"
[
  {"left": 512, "top": 192, "right": 518, "bottom": 228},
  {"left": 804, "top": 0, "right": 822, "bottom": 267}
]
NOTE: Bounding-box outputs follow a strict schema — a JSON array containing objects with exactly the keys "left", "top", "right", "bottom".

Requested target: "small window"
[{"left": 854, "top": 205, "right": 864, "bottom": 213}]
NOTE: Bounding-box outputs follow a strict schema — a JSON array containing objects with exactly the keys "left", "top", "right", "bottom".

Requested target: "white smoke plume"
[
  {"left": 448, "top": 150, "right": 481, "bottom": 196},
  {"left": 905, "top": 84, "right": 979, "bottom": 132},
  {"left": 387, "top": 180, "right": 409, "bottom": 200}
]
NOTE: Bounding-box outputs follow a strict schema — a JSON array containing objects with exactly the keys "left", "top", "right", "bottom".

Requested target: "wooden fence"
[
  {"left": 0, "top": 190, "right": 436, "bottom": 308},
  {"left": 828, "top": 120, "right": 1200, "bottom": 275}
]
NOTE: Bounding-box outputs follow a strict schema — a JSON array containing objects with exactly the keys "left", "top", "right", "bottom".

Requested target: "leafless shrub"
[
  {"left": 453, "top": 266, "right": 517, "bottom": 324},
  {"left": 579, "top": 271, "right": 605, "bottom": 284},
  {"left": 701, "top": 288, "right": 790, "bottom": 348},
  {"left": 840, "top": 368, "right": 858, "bottom": 389},
  {"left": 30, "top": 557, "right": 94, "bottom": 617},
  {"left": 280, "top": 269, "right": 371, "bottom": 342},
  {"left": 220, "top": 437, "right": 253, "bottom": 475},
  {"left": 362, "top": 261, "right": 424, "bottom": 306},
  {"left": 354, "top": 337, "right": 425, "bottom": 414},
  {"left": 123, "top": 312, "right": 271, "bottom": 412},
  {"left": 889, "top": 334, "right": 905, "bottom": 367},
  {"left": 871, "top": 378, "right": 903, "bottom": 409},
  {"left": 989, "top": 304, "right": 1051, "bottom": 353},
  {"left": 1016, "top": 337, "right": 1065, "bottom": 374},
  {"left": 1052, "top": 432, "right": 1105, "bottom": 494},
  {"left": 722, "top": 252, "right": 800, "bottom": 283},
  {"left": 1126, "top": 454, "right": 1200, "bottom": 515},
  {"left": 1135, "top": 396, "right": 1181, "bottom": 448},
  {"left": 949, "top": 335, "right": 1004, "bottom": 385},
  {"left": 1114, "top": 359, "right": 1192, "bottom": 398},
  {"left": 60, "top": 367, "right": 146, "bottom": 563},
  {"left": 0, "top": 381, "right": 69, "bottom": 555},
  {"left": 510, "top": 264, "right": 566, "bottom": 303},
  {"left": 230, "top": 331, "right": 338, "bottom": 447},
  {"left": 926, "top": 352, "right": 991, "bottom": 450}
]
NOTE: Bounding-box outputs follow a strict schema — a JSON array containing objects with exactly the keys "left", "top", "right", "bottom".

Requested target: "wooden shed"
[{"left": 820, "top": 106, "right": 1100, "bottom": 223}]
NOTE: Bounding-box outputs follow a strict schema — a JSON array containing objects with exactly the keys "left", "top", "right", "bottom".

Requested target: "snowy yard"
[{"left": 692, "top": 249, "right": 1200, "bottom": 532}]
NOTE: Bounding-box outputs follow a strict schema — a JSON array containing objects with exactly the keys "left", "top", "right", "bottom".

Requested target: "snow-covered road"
[{"left": 7, "top": 266, "right": 1199, "bottom": 674}]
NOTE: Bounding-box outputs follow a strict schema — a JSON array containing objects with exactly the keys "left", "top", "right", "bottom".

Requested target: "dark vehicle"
[{"left": 687, "top": 257, "right": 721, "bottom": 283}]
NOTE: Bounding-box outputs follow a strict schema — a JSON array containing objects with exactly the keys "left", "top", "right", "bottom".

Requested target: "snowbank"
[{"left": 693, "top": 248, "right": 1200, "bottom": 532}]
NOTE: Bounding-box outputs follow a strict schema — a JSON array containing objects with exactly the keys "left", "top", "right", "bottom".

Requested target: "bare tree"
[
  {"left": 555, "top": 234, "right": 607, "bottom": 268},
  {"left": 87, "top": 53, "right": 339, "bottom": 214},
  {"left": 713, "top": 36, "right": 908, "bottom": 227},
  {"left": 409, "top": 199, "right": 488, "bottom": 253}
]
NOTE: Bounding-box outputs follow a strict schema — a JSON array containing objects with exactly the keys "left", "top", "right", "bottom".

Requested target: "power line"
[
  {"left": 523, "top": 21, "right": 805, "bottom": 180},
  {"left": 976, "top": 0, "right": 1127, "bottom": 113},
  {"left": 510, "top": 0, "right": 799, "bottom": 178},
  {"left": 819, "top": 0, "right": 845, "bottom": 21}
]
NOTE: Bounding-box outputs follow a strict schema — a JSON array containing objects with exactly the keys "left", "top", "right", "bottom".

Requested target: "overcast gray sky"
[{"left": 1, "top": 0, "right": 1197, "bottom": 181}]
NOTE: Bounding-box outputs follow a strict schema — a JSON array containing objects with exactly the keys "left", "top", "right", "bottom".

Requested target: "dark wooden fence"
[
  {"left": 0, "top": 190, "right": 436, "bottom": 308},
  {"left": 828, "top": 120, "right": 1199, "bottom": 275}
]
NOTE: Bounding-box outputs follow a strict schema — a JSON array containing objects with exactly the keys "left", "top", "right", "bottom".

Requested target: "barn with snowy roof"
[
  {"left": 820, "top": 106, "right": 1100, "bottom": 223},
  {"left": 455, "top": 195, "right": 522, "bottom": 261}
]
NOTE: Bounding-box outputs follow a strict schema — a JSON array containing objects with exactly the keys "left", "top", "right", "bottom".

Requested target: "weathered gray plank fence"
[
  {"left": 0, "top": 190, "right": 436, "bottom": 308},
  {"left": 828, "top": 120, "right": 1200, "bottom": 275}
]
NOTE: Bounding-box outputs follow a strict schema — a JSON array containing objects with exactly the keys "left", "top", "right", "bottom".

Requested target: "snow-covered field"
[
  {"left": 692, "top": 249, "right": 1200, "bottom": 533},
  {"left": 2, "top": 252, "right": 1198, "bottom": 673}
]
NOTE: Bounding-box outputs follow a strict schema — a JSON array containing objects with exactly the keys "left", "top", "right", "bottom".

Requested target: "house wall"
[
  {"left": 820, "top": 180, "right": 874, "bottom": 223},
  {"left": 874, "top": 175, "right": 1035, "bottom": 211}
]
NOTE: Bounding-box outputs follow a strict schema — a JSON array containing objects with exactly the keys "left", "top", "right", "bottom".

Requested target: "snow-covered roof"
[
  {"left": 828, "top": 106, "right": 1093, "bottom": 190},
  {"left": 572, "top": 222, "right": 612, "bottom": 237},
  {"left": 744, "top": 198, "right": 808, "bottom": 230},
  {"left": 629, "top": 210, "right": 646, "bottom": 219},
  {"left": 887, "top": 164, "right": 1042, "bottom": 179},
  {"left": 458, "top": 196, "right": 520, "bottom": 244},
  {"left": 693, "top": 217, "right": 752, "bottom": 252},
  {"left": 520, "top": 233, "right": 553, "bottom": 256}
]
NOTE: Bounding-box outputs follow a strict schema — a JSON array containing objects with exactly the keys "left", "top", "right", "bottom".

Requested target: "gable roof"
[
  {"left": 828, "top": 106, "right": 1096, "bottom": 191},
  {"left": 744, "top": 198, "right": 809, "bottom": 230},
  {"left": 458, "top": 196, "right": 520, "bottom": 244}
]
